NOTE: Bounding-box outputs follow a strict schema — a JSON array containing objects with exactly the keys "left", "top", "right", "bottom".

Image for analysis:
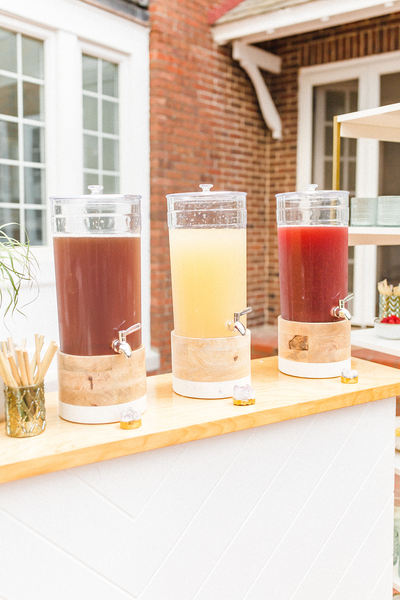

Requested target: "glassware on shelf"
[
  {"left": 350, "top": 197, "right": 377, "bottom": 226},
  {"left": 377, "top": 196, "right": 400, "bottom": 226}
]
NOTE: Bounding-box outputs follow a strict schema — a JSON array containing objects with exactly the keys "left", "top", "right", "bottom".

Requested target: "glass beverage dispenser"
[
  {"left": 167, "top": 184, "right": 251, "bottom": 399},
  {"left": 276, "top": 185, "right": 352, "bottom": 378},
  {"left": 51, "top": 185, "right": 147, "bottom": 423}
]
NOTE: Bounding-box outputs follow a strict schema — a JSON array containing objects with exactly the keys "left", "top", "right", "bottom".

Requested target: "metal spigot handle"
[
  {"left": 118, "top": 322, "right": 141, "bottom": 343},
  {"left": 338, "top": 294, "right": 354, "bottom": 309},
  {"left": 234, "top": 307, "right": 252, "bottom": 321}
]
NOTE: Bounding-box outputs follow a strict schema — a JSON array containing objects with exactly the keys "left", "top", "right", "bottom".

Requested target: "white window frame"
[
  {"left": 298, "top": 50, "right": 400, "bottom": 327},
  {"left": 0, "top": 0, "right": 156, "bottom": 371}
]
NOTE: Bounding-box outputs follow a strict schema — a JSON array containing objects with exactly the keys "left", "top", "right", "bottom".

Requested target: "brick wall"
[
  {"left": 149, "top": 0, "right": 269, "bottom": 372},
  {"left": 261, "top": 11, "right": 400, "bottom": 323},
  {"left": 149, "top": 2, "right": 400, "bottom": 373}
]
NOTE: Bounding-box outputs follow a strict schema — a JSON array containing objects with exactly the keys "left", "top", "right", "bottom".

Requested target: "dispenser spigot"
[
  {"left": 331, "top": 294, "right": 354, "bottom": 321},
  {"left": 228, "top": 307, "right": 252, "bottom": 336},
  {"left": 112, "top": 323, "right": 141, "bottom": 359}
]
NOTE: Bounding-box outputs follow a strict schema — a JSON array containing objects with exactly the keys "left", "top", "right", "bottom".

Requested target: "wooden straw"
[
  {"left": 0, "top": 351, "right": 17, "bottom": 387},
  {"left": 7, "top": 353, "right": 22, "bottom": 387},
  {"left": 21, "top": 338, "right": 27, "bottom": 350},
  {"left": 1, "top": 341, "right": 8, "bottom": 356},
  {"left": 15, "top": 347, "right": 29, "bottom": 386},
  {"left": 35, "top": 341, "right": 58, "bottom": 384},
  {"left": 23, "top": 349, "right": 33, "bottom": 385},
  {"left": 31, "top": 334, "right": 44, "bottom": 379},
  {"left": 7, "top": 337, "right": 15, "bottom": 360}
]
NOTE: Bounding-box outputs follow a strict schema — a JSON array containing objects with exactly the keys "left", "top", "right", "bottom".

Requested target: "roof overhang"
[{"left": 212, "top": 0, "right": 400, "bottom": 45}]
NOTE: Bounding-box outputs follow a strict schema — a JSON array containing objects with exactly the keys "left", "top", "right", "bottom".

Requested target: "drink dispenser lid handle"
[
  {"left": 200, "top": 184, "right": 213, "bottom": 193},
  {"left": 306, "top": 184, "right": 318, "bottom": 192},
  {"left": 88, "top": 185, "right": 104, "bottom": 195}
]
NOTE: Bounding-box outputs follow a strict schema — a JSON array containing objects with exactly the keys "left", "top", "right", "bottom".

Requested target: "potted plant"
[{"left": 0, "top": 224, "right": 37, "bottom": 420}]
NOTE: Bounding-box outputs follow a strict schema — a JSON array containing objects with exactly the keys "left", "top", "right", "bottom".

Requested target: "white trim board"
[{"left": 212, "top": 0, "right": 400, "bottom": 45}]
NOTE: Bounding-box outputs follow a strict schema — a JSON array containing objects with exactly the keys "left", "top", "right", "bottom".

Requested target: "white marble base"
[
  {"left": 59, "top": 394, "right": 147, "bottom": 424},
  {"left": 278, "top": 356, "right": 351, "bottom": 378},
  {"left": 172, "top": 375, "right": 251, "bottom": 399}
]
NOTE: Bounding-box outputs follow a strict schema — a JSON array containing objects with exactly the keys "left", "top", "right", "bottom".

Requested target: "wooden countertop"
[{"left": 1, "top": 356, "right": 400, "bottom": 485}]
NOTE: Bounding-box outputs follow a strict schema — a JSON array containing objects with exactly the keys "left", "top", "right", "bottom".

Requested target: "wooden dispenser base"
[
  {"left": 171, "top": 330, "right": 251, "bottom": 399},
  {"left": 57, "top": 345, "right": 147, "bottom": 424},
  {"left": 278, "top": 316, "right": 351, "bottom": 378}
]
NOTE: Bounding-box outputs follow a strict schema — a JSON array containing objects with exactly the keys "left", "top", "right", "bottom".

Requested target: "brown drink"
[{"left": 53, "top": 235, "right": 141, "bottom": 356}]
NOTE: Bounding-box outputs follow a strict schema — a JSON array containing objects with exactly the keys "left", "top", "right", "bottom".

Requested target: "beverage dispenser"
[
  {"left": 51, "top": 185, "right": 147, "bottom": 423},
  {"left": 276, "top": 185, "right": 352, "bottom": 378},
  {"left": 167, "top": 184, "right": 251, "bottom": 399}
]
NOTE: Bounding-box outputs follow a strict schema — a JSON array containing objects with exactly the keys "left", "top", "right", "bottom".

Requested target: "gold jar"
[{"left": 4, "top": 383, "right": 46, "bottom": 438}]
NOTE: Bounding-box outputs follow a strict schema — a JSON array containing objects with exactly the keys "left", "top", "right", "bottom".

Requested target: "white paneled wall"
[{"left": 0, "top": 397, "right": 395, "bottom": 599}]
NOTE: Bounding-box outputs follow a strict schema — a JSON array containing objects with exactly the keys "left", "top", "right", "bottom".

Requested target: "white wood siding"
[{"left": 0, "top": 397, "right": 395, "bottom": 599}]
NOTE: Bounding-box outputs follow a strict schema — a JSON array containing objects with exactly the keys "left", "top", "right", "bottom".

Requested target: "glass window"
[
  {"left": 82, "top": 54, "right": 120, "bottom": 193},
  {"left": 0, "top": 26, "right": 45, "bottom": 245},
  {"left": 312, "top": 80, "right": 358, "bottom": 194},
  {"left": 312, "top": 80, "right": 358, "bottom": 295}
]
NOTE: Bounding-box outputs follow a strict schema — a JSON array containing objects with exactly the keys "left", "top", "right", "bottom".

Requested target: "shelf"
[
  {"left": 337, "top": 103, "right": 400, "bottom": 142},
  {"left": 349, "top": 227, "right": 400, "bottom": 246},
  {"left": 351, "top": 328, "right": 400, "bottom": 358}
]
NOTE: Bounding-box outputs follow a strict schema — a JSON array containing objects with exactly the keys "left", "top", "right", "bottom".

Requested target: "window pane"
[
  {"left": 83, "top": 55, "right": 119, "bottom": 193},
  {"left": 350, "top": 91, "right": 358, "bottom": 113},
  {"left": 83, "top": 95, "right": 98, "bottom": 131},
  {"left": 324, "top": 126, "right": 333, "bottom": 157},
  {"left": 325, "top": 91, "right": 345, "bottom": 121},
  {"left": 0, "top": 28, "right": 17, "bottom": 73},
  {"left": 25, "top": 209, "right": 45, "bottom": 245},
  {"left": 0, "top": 120, "right": 18, "bottom": 160},
  {"left": 24, "top": 125, "right": 44, "bottom": 163},
  {"left": 0, "top": 164, "right": 19, "bottom": 203},
  {"left": 0, "top": 210, "right": 21, "bottom": 240},
  {"left": 324, "top": 160, "right": 332, "bottom": 189},
  {"left": 103, "top": 100, "right": 118, "bottom": 134},
  {"left": 103, "top": 138, "right": 119, "bottom": 171},
  {"left": 82, "top": 55, "right": 98, "bottom": 92},
  {"left": 103, "top": 175, "right": 119, "bottom": 193},
  {"left": 22, "top": 36, "right": 44, "bottom": 79},
  {"left": 25, "top": 167, "right": 45, "bottom": 204},
  {"left": 0, "top": 75, "right": 18, "bottom": 117},
  {"left": 23, "top": 82, "right": 43, "bottom": 120},
  {"left": 349, "top": 138, "right": 357, "bottom": 157},
  {"left": 84, "top": 173, "right": 99, "bottom": 191},
  {"left": 84, "top": 134, "right": 98, "bottom": 169},
  {"left": 102, "top": 61, "right": 118, "bottom": 97},
  {"left": 348, "top": 161, "right": 356, "bottom": 192}
]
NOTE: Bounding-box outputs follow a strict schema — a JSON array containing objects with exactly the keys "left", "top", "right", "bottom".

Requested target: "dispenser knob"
[
  {"left": 88, "top": 185, "right": 104, "bottom": 195},
  {"left": 112, "top": 323, "right": 141, "bottom": 359},
  {"left": 331, "top": 294, "right": 354, "bottom": 321},
  {"left": 228, "top": 307, "right": 252, "bottom": 336}
]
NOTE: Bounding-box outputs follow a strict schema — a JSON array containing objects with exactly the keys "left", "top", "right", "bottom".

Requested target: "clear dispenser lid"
[
  {"left": 167, "top": 184, "right": 247, "bottom": 229},
  {"left": 276, "top": 184, "right": 349, "bottom": 227},
  {"left": 51, "top": 185, "right": 141, "bottom": 235}
]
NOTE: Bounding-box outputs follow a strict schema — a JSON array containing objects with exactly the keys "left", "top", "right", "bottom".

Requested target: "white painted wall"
[{"left": 0, "top": 397, "right": 395, "bottom": 598}]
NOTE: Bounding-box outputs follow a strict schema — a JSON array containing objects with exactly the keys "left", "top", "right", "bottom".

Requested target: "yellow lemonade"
[{"left": 169, "top": 227, "right": 247, "bottom": 338}]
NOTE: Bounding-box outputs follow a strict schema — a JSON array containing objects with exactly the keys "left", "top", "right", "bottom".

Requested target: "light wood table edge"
[{"left": 1, "top": 357, "right": 400, "bottom": 485}]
